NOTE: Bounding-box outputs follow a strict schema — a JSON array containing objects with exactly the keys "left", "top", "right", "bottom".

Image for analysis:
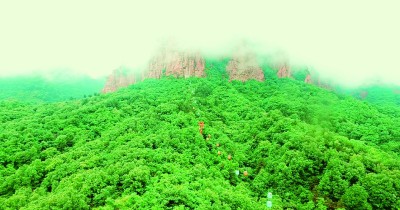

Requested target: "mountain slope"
[
  {"left": 0, "top": 75, "right": 105, "bottom": 103},
  {"left": 0, "top": 66, "right": 399, "bottom": 209}
]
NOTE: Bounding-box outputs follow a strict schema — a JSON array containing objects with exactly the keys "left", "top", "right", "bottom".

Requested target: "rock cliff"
[
  {"left": 102, "top": 44, "right": 342, "bottom": 93},
  {"left": 304, "top": 73, "right": 332, "bottom": 90},
  {"left": 103, "top": 46, "right": 206, "bottom": 93},
  {"left": 268, "top": 53, "right": 292, "bottom": 78},
  {"left": 102, "top": 68, "right": 136, "bottom": 93},
  {"left": 276, "top": 63, "right": 292, "bottom": 78},
  {"left": 226, "top": 45, "right": 264, "bottom": 82},
  {"left": 144, "top": 47, "right": 205, "bottom": 79},
  {"left": 304, "top": 74, "right": 313, "bottom": 84}
]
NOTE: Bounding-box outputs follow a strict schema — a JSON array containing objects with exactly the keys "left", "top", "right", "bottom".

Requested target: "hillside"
[
  {"left": 0, "top": 75, "right": 105, "bottom": 103},
  {"left": 1, "top": 61, "right": 400, "bottom": 209},
  {"left": 339, "top": 85, "right": 400, "bottom": 107}
]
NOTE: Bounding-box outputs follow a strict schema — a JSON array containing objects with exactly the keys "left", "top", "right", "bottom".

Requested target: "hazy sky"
[{"left": 0, "top": 0, "right": 399, "bottom": 86}]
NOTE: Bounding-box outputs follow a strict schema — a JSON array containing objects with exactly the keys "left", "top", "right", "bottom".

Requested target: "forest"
[
  {"left": 0, "top": 60, "right": 399, "bottom": 209},
  {"left": 0, "top": 75, "right": 104, "bottom": 102}
]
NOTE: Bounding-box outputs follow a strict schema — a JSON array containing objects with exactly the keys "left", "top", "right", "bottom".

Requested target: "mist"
[{"left": 0, "top": 0, "right": 399, "bottom": 87}]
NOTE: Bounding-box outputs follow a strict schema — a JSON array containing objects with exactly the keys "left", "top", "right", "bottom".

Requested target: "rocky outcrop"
[
  {"left": 302, "top": 70, "right": 332, "bottom": 90},
  {"left": 226, "top": 45, "right": 264, "bottom": 82},
  {"left": 103, "top": 45, "right": 206, "bottom": 93},
  {"left": 268, "top": 53, "right": 292, "bottom": 78},
  {"left": 144, "top": 47, "right": 205, "bottom": 79},
  {"left": 304, "top": 74, "right": 313, "bottom": 84},
  {"left": 102, "top": 68, "right": 136, "bottom": 93},
  {"left": 277, "top": 64, "right": 292, "bottom": 78},
  {"left": 166, "top": 52, "right": 205, "bottom": 78}
]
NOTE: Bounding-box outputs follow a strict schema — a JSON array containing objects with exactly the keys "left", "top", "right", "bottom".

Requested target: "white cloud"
[{"left": 0, "top": 0, "right": 399, "bottom": 86}]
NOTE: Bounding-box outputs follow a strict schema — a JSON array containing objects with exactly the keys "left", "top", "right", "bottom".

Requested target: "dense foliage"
[
  {"left": 0, "top": 62, "right": 399, "bottom": 209},
  {"left": 0, "top": 75, "right": 104, "bottom": 102},
  {"left": 346, "top": 85, "right": 400, "bottom": 106}
]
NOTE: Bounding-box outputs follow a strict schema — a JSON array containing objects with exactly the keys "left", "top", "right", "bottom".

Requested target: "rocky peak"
[
  {"left": 300, "top": 68, "right": 332, "bottom": 90},
  {"left": 304, "top": 74, "right": 313, "bottom": 84},
  {"left": 268, "top": 52, "right": 292, "bottom": 78},
  {"left": 144, "top": 45, "right": 205, "bottom": 79},
  {"left": 102, "top": 67, "right": 136, "bottom": 93},
  {"left": 102, "top": 44, "right": 206, "bottom": 93},
  {"left": 277, "top": 64, "right": 292, "bottom": 78},
  {"left": 226, "top": 45, "right": 264, "bottom": 82}
]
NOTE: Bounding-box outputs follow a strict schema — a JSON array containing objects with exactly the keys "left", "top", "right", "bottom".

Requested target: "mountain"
[
  {"left": 0, "top": 75, "right": 105, "bottom": 102},
  {"left": 102, "top": 68, "right": 137, "bottom": 94},
  {"left": 340, "top": 85, "right": 400, "bottom": 107},
  {"left": 145, "top": 46, "right": 205, "bottom": 79},
  {"left": 102, "top": 45, "right": 206, "bottom": 93},
  {"left": 1, "top": 60, "right": 399, "bottom": 209},
  {"left": 101, "top": 44, "right": 337, "bottom": 94},
  {"left": 225, "top": 44, "right": 264, "bottom": 82}
]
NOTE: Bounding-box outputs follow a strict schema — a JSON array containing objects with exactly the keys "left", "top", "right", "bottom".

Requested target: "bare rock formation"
[
  {"left": 144, "top": 46, "right": 205, "bottom": 79},
  {"left": 102, "top": 68, "right": 136, "bottom": 93},
  {"left": 304, "top": 74, "right": 313, "bottom": 84},
  {"left": 226, "top": 45, "right": 264, "bottom": 82},
  {"left": 276, "top": 64, "right": 292, "bottom": 78},
  {"left": 103, "top": 44, "right": 206, "bottom": 93},
  {"left": 166, "top": 52, "right": 205, "bottom": 78},
  {"left": 268, "top": 52, "right": 292, "bottom": 78},
  {"left": 303, "top": 70, "right": 332, "bottom": 90}
]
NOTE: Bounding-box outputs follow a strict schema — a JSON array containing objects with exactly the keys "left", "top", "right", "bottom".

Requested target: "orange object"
[
  {"left": 216, "top": 143, "right": 220, "bottom": 147},
  {"left": 243, "top": 171, "right": 249, "bottom": 176},
  {"left": 218, "top": 151, "right": 221, "bottom": 156},
  {"left": 198, "top": 121, "right": 204, "bottom": 134},
  {"left": 228, "top": 154, "right": 232, "bottom": 160}
]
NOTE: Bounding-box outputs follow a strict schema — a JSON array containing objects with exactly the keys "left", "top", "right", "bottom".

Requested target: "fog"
[{"left": 0, "top": 0, "right": 399, "bottom": 87}]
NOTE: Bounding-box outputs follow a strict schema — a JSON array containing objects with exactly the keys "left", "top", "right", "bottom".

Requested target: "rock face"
[
  {"left": 226, "top": 46, "right": 264, "bottom": 82},
  {"left": 103, "top": 46, "right": 206, "bottom": 93},
  {"left": 304, "top": 74, "right": 313, "bottom": 84},
  {"left": 269, "top": 53, "right": 292, "bottom": 78},
  {"left": 144, "top": 47, "right": 205, "bottom": 79},
  {"left": 276, "top": 63, "right": 292, "bottom": 78},
  {"left": 102, "top": 68, "right": 136, "bottom": 93},
  {"left": 302, "top": 69, "right": 332, "bottom": 90}
]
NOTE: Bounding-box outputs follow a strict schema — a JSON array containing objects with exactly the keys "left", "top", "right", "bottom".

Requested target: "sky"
[{"left": 0, "top": 0, "right": 399, "bottom": 86}]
